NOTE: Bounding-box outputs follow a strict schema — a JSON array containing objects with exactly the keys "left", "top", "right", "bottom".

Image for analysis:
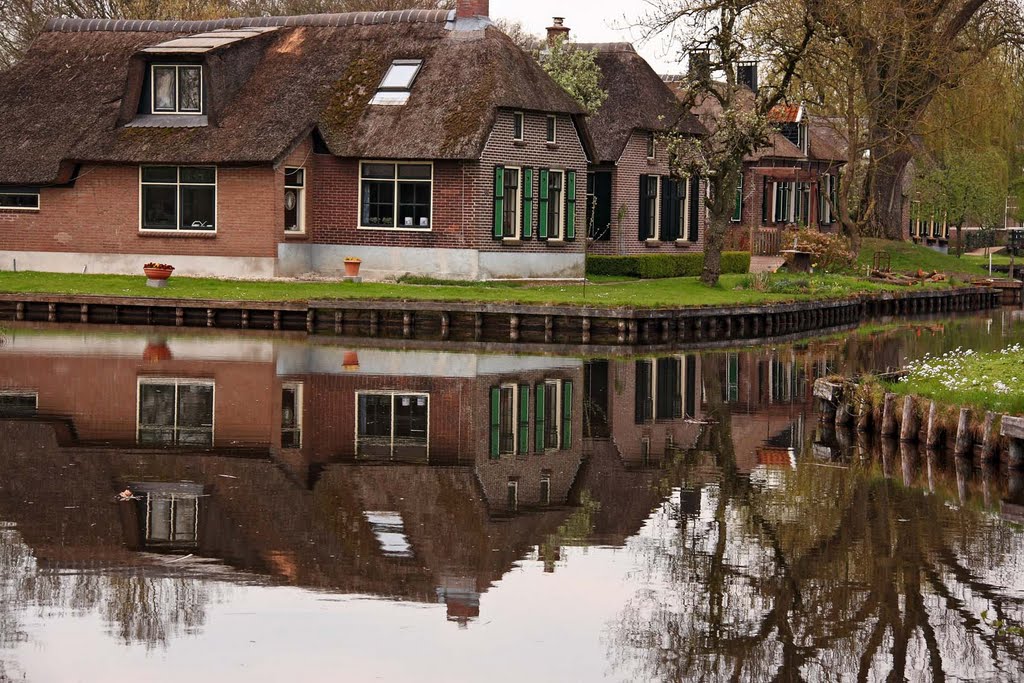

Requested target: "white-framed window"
[
  {"left": 370, "top": 59, "right": 423, "bottom": 105},
  {"left": 358, "top": 161, "right": 433, "bottom": 230},
  {"left": 539, "top": 379, "right": 563, "bottom": 451},
  {"left": 281, "top": 382, "right": 303, "bottom": 448},
  {"left": 673, "top": 177, "right": 694, "bottom": 242},
  {"left": 646, "top": 132, "right": 656, "bottom": 160},
  {"left": 546, "top": 115, "right": 557, "bottom": 144},
  {"left": 507, "top": 478, "right": 519, "bottom": 511},
  {"left": 284, "top": 167, "right": 305, "bottom": 233},
  {"left": 140, "top": 166, "right": 216, "bottom": 232},
  {"left": 151, "top": 64, "right": 203, "bottom": 114},
  {"left": 134, "top": 484, "right": 201, "bottom": 547},
  {"left": 513, "top": 111, "right": 525, "bottom": 141},
  {"left": 502, "top": 166, "right": 523, "bottom": 240},
  {"left": 634, "top": 356, "right": 697, "bottom": 423},
  {"left": 540, "top": 471, "right": 551, "bottom": 505},
  {"left": 497, "top": 383, "right": 519, "bottom": 455},
  {"left": 0, "top": 391, "right": 38, "bottom": 415},
  {"left": 137, "top": 378, "right": 214, "bottom": 446},
  {"left": 641, "top": 174, "right": 661, "bottom": 240},
  {"left": 773, "top": 181, "right": 795, "bottom": 224},
  {"left": 356, "top": 391, "right": 429, "bottom": 460},
  {"left": 546, "top": 169, "right": 565, "bottom": 240},
  {"left": 0, "top": 192, "right": 40, "bottom": 211}
]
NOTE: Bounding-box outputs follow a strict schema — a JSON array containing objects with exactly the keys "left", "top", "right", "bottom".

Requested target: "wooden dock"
[{"left": 0, "top": 286, "right": 1000, "bottom": 348}]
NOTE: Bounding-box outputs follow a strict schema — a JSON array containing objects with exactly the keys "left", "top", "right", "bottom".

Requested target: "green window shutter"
[
  {"left": 561, "top": 380, "right": 573, "bottom": 450},
  {"left": 538, "top": 169, "right": 549, "bottom": 239},
  {"left": 489, "top": 386, "right": 500, "bottom": 458},
  {"left": 522, "top": 168, "right": 534, "bottom": 238},
  {"left": 493, "top": 166, "right": 505, "bottom": 239},
  {"left": 565, "top": 170, "right": 577, "bottom": 240},
  {"left": 535, "top": 383, "right": 546, "bottom": 452},
  {"left": 517, "top": 384, "right": 530, "bottom": 455}
]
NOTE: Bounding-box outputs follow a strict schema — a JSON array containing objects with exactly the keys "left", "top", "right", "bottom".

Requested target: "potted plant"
[
  {"left": 342, "top": 350, "right": 360, "bottom": 370},
  {"left": 344, "top": 257, "right": 362, "bottom": 277},
  {"left": 142, "top": 339, "right": 173, "bottom": 362},
  {"left": 143, "top": 262, "right": 175, "bottom": 280}
]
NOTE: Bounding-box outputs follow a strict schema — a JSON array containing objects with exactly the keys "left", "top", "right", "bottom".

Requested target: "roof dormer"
[{"left": 370, "top": 59, "right": 424, "bottom": 106}]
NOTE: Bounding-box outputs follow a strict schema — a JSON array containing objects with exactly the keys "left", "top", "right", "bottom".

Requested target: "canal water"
[{"left": 1, "top": 312, "right": 1023, "bottom": 682}]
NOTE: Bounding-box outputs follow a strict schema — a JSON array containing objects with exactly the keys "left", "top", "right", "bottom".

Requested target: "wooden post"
[
  {"left": 241, "top": 310, "right": 249, "bottom": 329},
  {"left": 440, "top": 312, "right": 449, "bottom": 340},
  {"left": 206, "top": 308, "right": 215, "bottom": 328},
  {"left": 403, "top": 312, "right": 413, "bottom": 339},
  {"left": 176, "top": 307, "right": 184, "bottom": 327},
  {"left": 925, "top": 401, "right": 941, "bottom": 449},
  {"left": 273, "top": 310, "right": 281, "bottom": 330},
  {"left": 856, "top": 395, "right": 871, "bottom": 432},
  {"left": 980, "top": 411, "right": 996, "bottom": 462},
  {"left": 581, "top": 317, "right": 591, "bottom": 344},
  {"left": 79, "top": 304, "right": 88, "bottom": 323},
  {"left": 954, "top": 407, "right": 972, "bottom": 459},
  {"left": 544, "top": 315, "right": 553, "bottom": 343},
  {"left": 510, "top": 314, "right": 519, "bottom": 342},
  {"left": 899, "top": 395, "right": 918, "bottom": 443},
  {"left": 335, "top": 310, "right": 344, "bottom": 334},
  {"left": 474, "top": 312, "right": 483, "bottom": 341},
  {"left": 881, "top": 393, "right": 898, "bottom": 437},
  {"left": 305, "top": 310, "right": 315, "bottom": 333}
]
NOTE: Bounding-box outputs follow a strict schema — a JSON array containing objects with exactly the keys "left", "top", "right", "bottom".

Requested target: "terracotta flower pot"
[
  {"left": 144, "top": 267, "right": 174, "bottom": 280},
  {"left": 143, "top": 341, "right": 172, "bottom": 362},
  {"left": 343, "top": 258, "right": 361, "bottom": 277},
  {"left": 342, "top": 350, "right": 359, "bottom": 370}
]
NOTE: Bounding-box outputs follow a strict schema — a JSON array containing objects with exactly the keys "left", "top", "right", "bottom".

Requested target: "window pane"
[
  {"left": 149, "top": 497, "right": 172, "bottom": 541},
  {"left": 142, "top": 185, "right": 177, "bottom": 229},
  {"left": 153, "top": 66, "right": 176, "bottom": 111},
  {"left": 398, "top": 164, "right": 431, "bottom": 180},
  {"left": 358, "top": 395, "right": 392, "bottom": 437},
  {"left": 499, "top": 387, "right": 515, "bottom": 454},
  {"left": 177, "top": 384, "right": 213, "bottom": 429},
  {"left": 178, "top": 66, "right": 202, "bottom": 112},
  {"left": 139, "top": 384, "right": 176, "bottom": 427},
  {"left": 285, "top": 187, "right": 301, "bottom": 231},
  {"left": 546, "top": 116, "right": 556, "bottom": 141},
  {"left": 173, "top": 498, "right": 197, "bottom": 542},
  {"left": 514, "top": 113, "right": 523, "bottom": 139},
  {"left": 285, "top": 168, "right": 304, "bottom": 187},
  {"left": 363, "top": 163, "right": 395, "bottom": 179},
  {"left": 544, "top": 384, "right": 559, "bottom": 448},
  {"left": 180, "top": 185, "right": 215, "bottom": 229},
  {"left": 503, "top": 169, "right": 519, "bottom": 233},
  {"left": 379, "top": 61, "right": 421, "bottom": 90},
  {"left": 0, "top": 394, "right": 36, "bottom": 416},
  {"left": 180, "top": 166, "right": 214, "bottom": 184},
  {"left": 142, "top": 166, "right": 177, "bottom": 183},
  {"left": 362, "top": 179, "right": 394, "bottom": 226},
  {"left": 398, "top": 181, "right": 430, "bottom": 228},
  {"left": 0, "top": 193, "right": 39, "bottom": 209}
]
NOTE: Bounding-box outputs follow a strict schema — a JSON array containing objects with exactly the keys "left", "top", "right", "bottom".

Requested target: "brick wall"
[
  {"left": 588, "top": 130, "right": 707, "bottom": 256},
  {"left": 0, "top": 163, "right": 281, "bottom": 258}
]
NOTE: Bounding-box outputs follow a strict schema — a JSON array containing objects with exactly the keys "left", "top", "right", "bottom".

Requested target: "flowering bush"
[
  {"left": 781, "top": 227, "right": 855, "bottom": 273},
  {"left": 143, "top": 262, "right": 174, "bottom": 270}
]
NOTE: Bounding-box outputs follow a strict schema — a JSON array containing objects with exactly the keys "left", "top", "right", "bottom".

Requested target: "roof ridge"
[
  {"left": 43, "top": 9, "right": 455, "bottom": 33},
  {"left": 574, "top": 42, "right": 635, "bottom": 53}
]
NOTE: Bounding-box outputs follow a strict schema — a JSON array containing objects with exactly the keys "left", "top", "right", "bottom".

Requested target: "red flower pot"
[
  {"left": 144, "top": 267, "right": 174, "bottom": 280},
  {"left": 343, "top": 259, "right": 361, "bottom": 277},
  {"left": 143, "top": 342, "right": 172, "bottom": 362}
]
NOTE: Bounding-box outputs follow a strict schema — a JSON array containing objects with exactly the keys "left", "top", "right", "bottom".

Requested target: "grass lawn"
[
  {"left": 0, "top": 270, "right": 955, "bottom": 309},
  {"left": 888, "top": 344, "right": 1024, "bottom": 414},
  {"left": 856, "top": 238, "right": 991, "bottom": 276}
]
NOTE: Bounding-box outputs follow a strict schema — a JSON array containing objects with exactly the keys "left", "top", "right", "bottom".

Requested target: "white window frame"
[
  {"left": 646, "top": 132, "right": 656, "bottom": 160},
  {"left": 138, "top": 165, "right": 217, "bottom": 233},
  {"left": 143, "top": 492, "right": 200, "bottom": 545},
  {"left": 0, "top": 390, "right": 39, "bottom": 412},
  {"left": 541, "top": 379, "right": 563, "bottom": 451},
  {"left": 676, "top": 176, "right": 694, "bottom": 243},
  {"left": 644, "top": 174, "right": 662, "bottom": 242},
  {"left": 354, "top": 390, "right": 431, "bottom": 459},
  {"left": 283, "top": 167, "right": 306, "bottom": 234},
  {"left": 502, "top": 166, "right": 523, "bottom": 241},
  {"left": 136, "top": 377, "right": 216, "bottom": 446},
  {"left": 357, "top": 161, "right": 434, "bottom": 231},
  {"left": 0, "top": 192, "right": 40, "bottom": 211},
  {"left": 507, "top": 479, "right": 519, "bottom": 511},
  {"left": 498, "top": 382, "right": 519, "bottom": 455},
  {"left": 547, "top": 169, "right": 566, "bottom": 242},
  {"left": 546, "top": 115, "right": 557, "bottom": 144},
  {"left": 281, "top": 381, "right": 303, "bottom": 449},
  {"left": 370, "top": 59, "right": 423, "bottom": 105},
  {"left": 513, "top": 111, "right": 525, "bottom": 142},
  {"left": 150, "top": 64, "right": 203, "bottom": 115}
]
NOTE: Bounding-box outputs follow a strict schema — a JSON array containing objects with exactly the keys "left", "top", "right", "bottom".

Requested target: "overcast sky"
[{"left": 489, "top": 0, "right": 689, "bottom": 75}]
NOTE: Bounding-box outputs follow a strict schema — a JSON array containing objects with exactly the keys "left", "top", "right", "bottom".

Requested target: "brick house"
[
  {"left": 666, "top": 69, "right": 846, "bottom": 252},
  {"left": 550, "top": 27, "right": 709, "bottom": 255},
  {"left": 0, "top": 2, "right": 594, "bottom": 280}
]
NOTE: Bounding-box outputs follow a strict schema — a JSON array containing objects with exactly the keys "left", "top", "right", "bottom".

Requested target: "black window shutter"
[
  {"left": 688, "top": 175, "right": 700, "bottom": 242},
  {"left": 638, "top": 175, "right": 649, "bottom": 240},
  {"left": 660, "top": 177, "right": 675, "bottom": 241},
  {"left": 595, "top": 172, "right": 612, "bottom": 241}
]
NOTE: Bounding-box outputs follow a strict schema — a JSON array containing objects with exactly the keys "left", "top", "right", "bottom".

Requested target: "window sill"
[
  {"left": 138, "top": 230, "right": 216, "bottom": 238},
  {"left": 284, "top": 231, "right": 309, "bottom": 240},
  {"left": 545, "top": 142, "right": 559, "bottom": 149},
  {"left": 357, "top": 226, "right": 432, "bottom": 233},
  {"left": 644, "top": 239, "right": 662, "bottom": 248},
  {"left": 513, "top": 140, "right": 527, "bottom": 147}
]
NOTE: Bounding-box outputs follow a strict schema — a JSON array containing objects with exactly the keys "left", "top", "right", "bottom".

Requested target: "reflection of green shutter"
[
  {"left": 522, "top": 168, "right": 534, "bottom": 238},
  {"left": 489, "top": 386, "right": 500, "bottom": 458},
  {"left": 517, "top": 384, "right": 530, "bottom": 455},
  {"left": 561, "top": 380, "right": 573, "bottom": 449},
  {"left": 535, "top": 384, "right": 546, "bottom": 452},
  {"left": 493, "top": 166, "right": 505, "bottom": 239},
  {"left": 538, "top": 169, "right": 549, "bottom": 239},
  {"left": 565, "top": 170, "right": 576, "bottom": 240}
]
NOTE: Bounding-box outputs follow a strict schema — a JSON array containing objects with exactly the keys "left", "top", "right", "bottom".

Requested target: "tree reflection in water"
[{"left": 607, "top": 355, "right": 1024, "bottom": 682}]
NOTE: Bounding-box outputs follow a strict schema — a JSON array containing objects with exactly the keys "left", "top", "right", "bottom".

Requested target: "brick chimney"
[
  {"left": 547, "top": 17, "right": 570, "bottom": 44},
  {"left": 456, "top": 0, "right": 489, "bottom": 18}
]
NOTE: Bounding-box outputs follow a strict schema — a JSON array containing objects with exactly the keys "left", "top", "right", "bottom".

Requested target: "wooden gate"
[{"left": 752, "top": 227, "right": 782, "bottom": 256}]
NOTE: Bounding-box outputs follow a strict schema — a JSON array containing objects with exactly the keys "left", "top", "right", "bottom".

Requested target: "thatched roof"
[
  {"left": 0, "top": 11, "right": 588, "bottom": 185},
  {"left": 577, "top": 43, "right": 705, "bottom": 164}
]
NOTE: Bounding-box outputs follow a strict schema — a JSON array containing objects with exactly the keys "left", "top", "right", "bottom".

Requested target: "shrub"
[
  {"left": 781, "top": 227, "right": 855, "bottom": 273},
  {"left": 586, "top": 252, "right": 751, "bottom": 279}
]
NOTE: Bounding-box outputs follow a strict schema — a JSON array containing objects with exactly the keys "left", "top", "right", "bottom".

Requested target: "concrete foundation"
[{"left": 0, "top": 250, "right": 277, "bottom": 279}]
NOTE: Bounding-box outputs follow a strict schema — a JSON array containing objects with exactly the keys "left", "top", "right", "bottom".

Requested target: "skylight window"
[{"left": 370, "top": 59, "right": 423, "bottom": 105}]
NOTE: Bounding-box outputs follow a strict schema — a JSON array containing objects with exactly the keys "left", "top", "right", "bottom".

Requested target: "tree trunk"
[
  {"left": 701, "top": 171, "right": 740, "bottom": 286},
  {"left": 869, "top": 148, "right": 911, "bottom": 240}
]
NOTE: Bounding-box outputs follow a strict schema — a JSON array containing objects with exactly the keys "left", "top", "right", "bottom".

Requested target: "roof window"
[{"left": 370, "top": 59, "right": 423, "bottom": 105}]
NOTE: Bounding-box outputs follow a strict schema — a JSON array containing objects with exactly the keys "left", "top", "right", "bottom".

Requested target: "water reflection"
[{"left": 0, "top": 313, "right": 1022, "bottom": 680}]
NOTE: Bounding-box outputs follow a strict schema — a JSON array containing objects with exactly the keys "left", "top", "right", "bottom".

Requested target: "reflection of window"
[
  {"left": 725, "top": 353, "right": 740, "bottom": 403},
  {"left": 540, "top": 471, "right": 551, "bottom": 505},
  {"left": 356, "top": 392, "right": 429, "bottom": 460},
  {"left": 490, "top": 383, "right": 529, "bottom": 457},
  {"left": 359, "top": 162, "right": 432, "bottom": 229},
  {"left": 507, "top": 479, "right": 519, "bottom": 511},
  {"left": 132, "top": 483, "right": 203, "bottom": 549},
  {"left": 284, "top": 167, "right": 305, "bottom": 233},
  {"left": 363, "top": 511, "right": 413, "bottom": 557},
  {"left": 281, "top": 383, "right": 302, "bottom": 449},
  {"left": 137, "top": 379, "right": 214, "bottom": 446},
  {"left": 0, "top": 391, "right": 37, "bottom": 416},
  {"left": 535, "top": 379, "right": 573, "bottom": 452},
  {"left": 141, "top": 166, "right": 216, "bottom": 231},
  {"left": 635, "top": 357, "right": 697, "bottom": 423},
  {"left": 151, "top": 64, "right": 202, "bottom": 114},
  {"left": 769, "top": 356, "right": 805, "bottom": 403}
]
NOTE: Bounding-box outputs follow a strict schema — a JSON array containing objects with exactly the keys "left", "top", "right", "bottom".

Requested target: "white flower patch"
[{"left": 899, "top": 344, "right": 1024, "bottom": 397}]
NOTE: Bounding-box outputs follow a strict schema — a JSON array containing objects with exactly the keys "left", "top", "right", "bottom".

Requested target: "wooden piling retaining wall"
[{"left": 0, "top": 286, "right": 1000, "bottom": 349}]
